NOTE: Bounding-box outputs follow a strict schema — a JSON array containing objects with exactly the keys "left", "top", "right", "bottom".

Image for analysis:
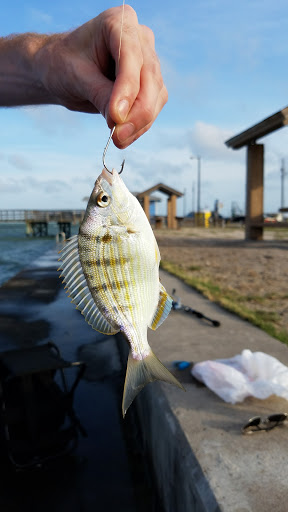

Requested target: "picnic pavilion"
[{"left": 137, "top": 183, "right": 183, "bottom": 229}]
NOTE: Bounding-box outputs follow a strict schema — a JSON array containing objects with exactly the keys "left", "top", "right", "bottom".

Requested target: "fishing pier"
[{"left": 0, "top": 209, "right": 84, "bottom": 238}]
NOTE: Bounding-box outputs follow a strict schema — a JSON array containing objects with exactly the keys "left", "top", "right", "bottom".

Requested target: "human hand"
[{"left": 36, "top": 5, "right": 168, "bottom": 149}]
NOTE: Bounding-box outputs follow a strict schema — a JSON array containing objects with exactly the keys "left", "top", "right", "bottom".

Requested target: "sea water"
[{"left": 0, "top": 223, "right": 79, "bottom": 286}]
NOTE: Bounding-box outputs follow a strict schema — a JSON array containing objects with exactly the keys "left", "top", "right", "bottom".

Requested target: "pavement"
[{"left": 143, "top": 269, "right": 288, "bottom": 512}]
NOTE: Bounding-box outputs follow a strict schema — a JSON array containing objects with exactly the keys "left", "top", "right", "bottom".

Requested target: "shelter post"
[
  {"left": 143, "top": 195, "right": 150, "bottom": 222},
  {"left": 246, "top": 143, "right": 264, "bottom": 240},
  {"left": 167, "top": 195, "right": 177, "bottom": 229}
]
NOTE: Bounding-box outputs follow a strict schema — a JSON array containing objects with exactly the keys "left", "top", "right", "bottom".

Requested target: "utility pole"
[
  {"left": 197, "top": 156, "right": 201, "bottom": 213},
  {"left": 281, "top": 158, "right": 286, "bottom": 209},
  {"left": 183, "top": 188, "right": 186, "bottom": 217},
  {"left": 192, "top": 182, "right": 195, "bottom": 215},
  {"left": 190, "top": 156, "right": 201, "bottom": 213}
]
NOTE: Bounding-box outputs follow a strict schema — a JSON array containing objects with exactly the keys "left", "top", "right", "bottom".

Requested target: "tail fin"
[{"left": 122, "top": 350, "right": 185, "bottom": 417}]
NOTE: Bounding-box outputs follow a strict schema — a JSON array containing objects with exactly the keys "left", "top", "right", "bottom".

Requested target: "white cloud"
[
  {"left": 27, "top": 177, "right": 72, "bottom": 194},
  {"left": 0, "top": 176, "right": 70, "bottom": 195},
  {"left": 23, "top": 106, "right": 82, "bottom": 136},
  {"left": 8, "top": 153, "right": 33, "bottom": 171},
  {"left": 0, "top": 174, "right": 89, "bottom": 209},
  {"left": 188, "top": 121, "right": 243, "bottom": 162},
  {"left": 0, "top": 177, "right": 22, "bottom": 195},
  {"left": 28, "top": 8, "right": 53, "bottom": 25}
]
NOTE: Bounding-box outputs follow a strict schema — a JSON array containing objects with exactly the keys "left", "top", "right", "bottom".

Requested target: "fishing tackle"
[
  {"left": 102, "top": 126, "right": 125, "bottom": 175},
  {"left": 102, "top": 1, "right": 126, "bottom": 176},
  {"left": 171, "top": 289, "right": 221, "bottom": 327}
]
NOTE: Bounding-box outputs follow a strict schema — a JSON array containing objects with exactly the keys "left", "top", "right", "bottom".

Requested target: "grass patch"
[
  {"left": 234, "top": 294, "right": 265, "bottom": 304},
  {"left": 254, "top": 310, "right": 280, "bottom": 323},
  {"left": 161, "top": 259, "right": 288, "bottom": 345}
]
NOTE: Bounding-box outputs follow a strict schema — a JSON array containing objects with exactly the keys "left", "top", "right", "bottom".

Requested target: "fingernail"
[
  {"left": 117, "top": 122, "right": 135, "bottom": 143},
  {"left": 117, "top": 99, "right": 130, "bottom": 121}
]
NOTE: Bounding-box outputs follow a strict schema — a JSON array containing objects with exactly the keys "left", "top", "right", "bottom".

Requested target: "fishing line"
[
  {"left": 102, "top": 0, "right": 126, "bottom": 175},
  {"left": 118, "top": 0, "right": 125, "bottom": 67}
]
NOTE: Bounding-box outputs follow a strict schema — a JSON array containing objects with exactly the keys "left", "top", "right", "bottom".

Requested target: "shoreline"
[{"left": 0, "top": 242, "right": 60, "bottom": 288}]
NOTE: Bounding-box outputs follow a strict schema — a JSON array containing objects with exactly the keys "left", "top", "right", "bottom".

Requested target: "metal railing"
[{"left": 0, "top": 210, "right": 85, "bottom": 223}]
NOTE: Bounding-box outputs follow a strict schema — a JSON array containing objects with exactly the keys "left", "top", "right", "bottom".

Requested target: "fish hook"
[{"left": 102, "top": 126, "right": 125, "bottom": 175}]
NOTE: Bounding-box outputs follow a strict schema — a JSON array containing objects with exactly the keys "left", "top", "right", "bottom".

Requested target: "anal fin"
[{"left": 149, "top": 282, "right": 173, "bottom": 330}]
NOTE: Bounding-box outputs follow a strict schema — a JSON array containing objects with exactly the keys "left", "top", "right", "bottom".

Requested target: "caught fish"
[{"left": 58, "top": 168, "right": 184, "bottom": 416}]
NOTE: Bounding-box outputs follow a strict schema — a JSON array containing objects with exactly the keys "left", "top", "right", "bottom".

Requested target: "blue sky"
[{"left": 1, "top": 0, "right": 288, "bottom": 217}]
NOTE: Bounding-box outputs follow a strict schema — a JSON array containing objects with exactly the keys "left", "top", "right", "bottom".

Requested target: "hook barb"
[{"left": 102, "top": 126, "right": 125, "bottom": 175}]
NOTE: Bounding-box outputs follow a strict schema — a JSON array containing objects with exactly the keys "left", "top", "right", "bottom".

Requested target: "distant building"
[{"left": 136, "top": 183, "right": 183, "bottom": 229}]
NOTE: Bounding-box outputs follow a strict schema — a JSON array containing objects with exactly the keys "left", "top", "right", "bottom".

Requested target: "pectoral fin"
[
  {"left": 149, "top": 282, "right": 173, "bottom": 330},
  {"left": 122, "top": 350, "right": 185, "bottom": 417}
]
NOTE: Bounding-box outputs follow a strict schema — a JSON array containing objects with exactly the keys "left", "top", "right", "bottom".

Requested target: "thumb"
[{"left": 88, "top": 75, "right": 114, "bottom": 122}]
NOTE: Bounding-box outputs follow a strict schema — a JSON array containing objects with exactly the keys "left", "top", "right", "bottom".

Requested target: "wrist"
[
  {"left": 0, "top": 33, "right": 61, "bottom": 106},
  {"left": 26, "top": 34, "right": 55, "bottom": 103},
  {"left": 33, "top": 33, "right": 66, "bottom": 106}
]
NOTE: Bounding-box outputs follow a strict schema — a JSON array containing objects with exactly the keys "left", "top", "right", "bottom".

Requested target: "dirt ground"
[{"left": 155, "top": 226, "right": 288, "bottom": 337}]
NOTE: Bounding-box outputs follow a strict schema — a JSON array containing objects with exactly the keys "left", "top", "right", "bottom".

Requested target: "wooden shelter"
[
  {"left": 137, "top": 183, "right": 183, "bottom": 229},
  {"left": 226, "top": 106, "right": 288, "bottom": 240}
]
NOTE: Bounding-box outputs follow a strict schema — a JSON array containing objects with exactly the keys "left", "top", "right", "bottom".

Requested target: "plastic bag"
[{"left": 191, "top": 349, "right": 288, "bottom": 403}]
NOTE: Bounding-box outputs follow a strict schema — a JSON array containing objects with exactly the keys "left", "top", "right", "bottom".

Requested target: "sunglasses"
[{"left": 242, "top": 413, "right": 288, "bottom": 435}]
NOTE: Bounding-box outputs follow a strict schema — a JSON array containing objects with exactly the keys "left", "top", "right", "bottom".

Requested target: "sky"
[{"left": 1, "top": 0, "right": 288, "bottom": 217}]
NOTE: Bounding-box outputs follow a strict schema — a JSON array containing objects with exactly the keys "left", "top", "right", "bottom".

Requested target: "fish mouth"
[{"left": 100, "top": 168, "right": 115, "bottom": 186}]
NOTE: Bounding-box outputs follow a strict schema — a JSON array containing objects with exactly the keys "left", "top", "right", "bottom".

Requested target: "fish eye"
[{"left": 96, "top": 191, "right": 111, "bottom": 208}]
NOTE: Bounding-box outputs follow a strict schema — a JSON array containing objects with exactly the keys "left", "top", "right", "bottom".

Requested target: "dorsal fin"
[
  {"left": 149, "top": 282, "right": 173, "bottom": 330},
  {"left": 58, "top": 236, "right": 119, "bottom": 335}
]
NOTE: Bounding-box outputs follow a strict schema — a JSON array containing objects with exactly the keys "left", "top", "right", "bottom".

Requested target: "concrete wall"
[
  {"left": 133, "top": 385, "right": 220, "bottom": 512},
  {"left": 117, "top": 336, "right": 220, "bottom": 512}
]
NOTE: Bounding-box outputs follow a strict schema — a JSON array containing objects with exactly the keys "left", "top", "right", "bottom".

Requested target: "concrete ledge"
[
  {"left": 117, "top": 338, "right": 220, "bottom": 512},
  {"left": 134, "top": 383, "right": 220, "bottom": 512}
]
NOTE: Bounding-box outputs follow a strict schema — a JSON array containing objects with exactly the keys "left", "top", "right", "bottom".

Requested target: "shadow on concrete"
[{"left": 0, "top": 256, "right": 163, "bottom": 512}]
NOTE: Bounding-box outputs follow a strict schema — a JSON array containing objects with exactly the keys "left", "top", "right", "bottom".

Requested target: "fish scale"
[{"left": 58, "top": 168, "right": 184, "bottom": 416}]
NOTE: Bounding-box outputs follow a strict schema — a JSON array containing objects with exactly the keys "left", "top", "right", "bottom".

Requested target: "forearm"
[{"left": 0, "top": 33, "right": 56, "bottom": 106}]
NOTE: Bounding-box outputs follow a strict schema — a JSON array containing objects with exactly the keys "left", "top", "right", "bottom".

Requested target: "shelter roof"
[
  {"left": 225, "top": 106, "right": 288, "bottom": 149},
  {"left": 137, "top": 183, "right": 183, "bottom": 198},
  {"left": 133, "top": 193, "right": 161, "bottom": 203}
]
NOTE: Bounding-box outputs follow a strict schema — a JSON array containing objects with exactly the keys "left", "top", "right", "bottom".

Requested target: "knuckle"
[
  {"left": 150, "top": 52, "right": 161, "bottom": 73},
  {"left": 162, "top": 85, "right": 168, "bottom": 105},
  {"left": 122, "top": 24, "right": 139, "bottom": 48},
  {"left": 120, "top": 6, "right": 140, "bottom": 40},
  {"left": 104, "top": 5, "right": 139, "bottom": 49},
  {"left": 141, "top": 25, "right": 155, "bottom": 46},
  {"left": 104, "top": 4, "right": 137, "bottom": 23},
  {"left": 127, "top": 76, "right": 141, "bottom": 99},
  {"left": 144, "top": 51, "right": 164, "bottom": 90},
  {"left": 140, "top": 103, "right": 155, "bottom": 126},
  {"left": 123, "top": 4, "right": 138, "bottom": 19},
  {"left": 153, "top": 66, "right": 164, "bottom": 91}
]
